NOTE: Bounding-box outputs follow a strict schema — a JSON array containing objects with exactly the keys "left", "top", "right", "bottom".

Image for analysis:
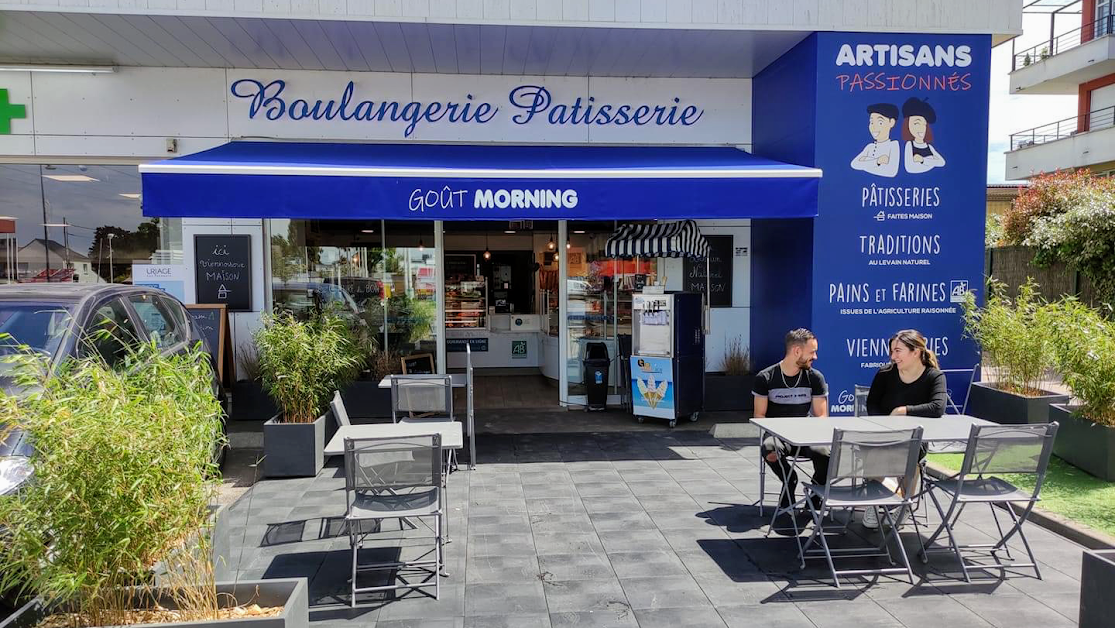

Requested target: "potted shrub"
[
  {"left": 341, "top": 347, "right": 402, "bottom": 421},
  {"left": 961, "top": 280, "right": 1068, "bottom": 424},
  {"left": 0, "top": 342, "right": 309, "bottom": 628},
  {"left": 1080, "top": 550, "right": 1115, "bottom": 628},
  {"left": 230, "top": 342, "right": 277, "bottom": 422},
  {"left": 1047, "top": 298, "right": 1115, "bottom": 481},
  {"left": 255, "top": 311, "right": 362, "bottom": 478},
  {"left": 704, "top": 337, "right": 754, "bottom": 412}
]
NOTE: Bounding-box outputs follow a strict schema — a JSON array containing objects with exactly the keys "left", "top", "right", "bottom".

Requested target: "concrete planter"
[
  {"left": 1080, "top": 550, "right": 1115, "bottom": 628},
  {"left": 0, "top": 579, "right": 308, "bottom": 628},
  {"left": 340, "top": 379, "right": 393, "bottom": 419},
  {"left": 967, "top": 382, "right": 1068, "bottom": 425},
  {"left": 1050, "top": 404, "right": 1115, "bottom": 482},
  {"left": 263, "top": 412, "right": 330, "bottom": 478},
  {"left": 703, "top": 374, "right": 755, "bottom": 412},
  {"left": 230, "top": 381, "right": 277, "bottom": 422}
]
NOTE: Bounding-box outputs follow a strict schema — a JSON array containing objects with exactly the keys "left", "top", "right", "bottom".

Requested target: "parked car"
[{"left": 0, "top": 284, "right": 228, "bottom": 499}]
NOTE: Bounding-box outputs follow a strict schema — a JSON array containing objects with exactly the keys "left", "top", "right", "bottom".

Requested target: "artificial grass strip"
[{"left": 928, "top": 453, "right": 1115, "bottom": 538}]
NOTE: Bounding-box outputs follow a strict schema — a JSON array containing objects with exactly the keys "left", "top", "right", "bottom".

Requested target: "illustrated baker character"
[
  {"left": 850, "top": 103, "right": 900, "bottom": 178},
  {"left": 902, "top": 97, "right": 946, "bottom": 174}
]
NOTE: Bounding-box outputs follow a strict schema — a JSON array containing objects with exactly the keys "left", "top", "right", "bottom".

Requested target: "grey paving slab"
[
  {"left": 376, "top": 619, "right": 463, "bottom": 628},
  {"left": 548, "top": 610, "right": 638, "bottom": 628},
  {"left": 606, "top": 551, "right": 690, "bottom": 579},
  {"left": 463, "top": 555, "right": 540, "bottom": 583},
  {"left": 542, "top": 579, "right": 630, "bottom": 613},
  {"left": 532, "top": 532, "right": 608, "bottom": 555},
  {"left": 633, "top": 607, "right": 728, "bottom": 628},
  {"left": 620, "top": 574, "right": 714, "bottom": 610},
  {"left": 537, "top": 552, "right": 616, "bottom": 580},
  {"left": 596, "top": 529, "right": 673, "bottom": 553},
  {"left": 463, "top": 614, "right": 551, "bottom": 628},
  {"left": 716, "top": 603, "right": 814, "bottom": 628},
  {"left": 463, "top": 582, "right": 548, "bottom": 616}
]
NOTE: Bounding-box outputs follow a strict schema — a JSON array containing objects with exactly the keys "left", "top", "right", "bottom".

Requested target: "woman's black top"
[{"left": 865, "top": 364, "right": 947, "bottom": 417}]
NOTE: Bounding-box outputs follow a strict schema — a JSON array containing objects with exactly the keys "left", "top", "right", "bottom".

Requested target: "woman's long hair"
[{"left": 890, "top": 329, "right": 939, "bottom": 369}]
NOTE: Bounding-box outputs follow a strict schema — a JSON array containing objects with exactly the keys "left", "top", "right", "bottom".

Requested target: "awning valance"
[
  {"left": 604, "top": 221, "right": 710, "bottom": 259},
  {"left": 140, "top": 142, "right": 821, "bottom": 221}
]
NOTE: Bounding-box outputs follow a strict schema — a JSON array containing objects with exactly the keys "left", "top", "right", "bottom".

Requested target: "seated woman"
[{"left": 862, "top": 329, "right": 947, "bottom": 528}]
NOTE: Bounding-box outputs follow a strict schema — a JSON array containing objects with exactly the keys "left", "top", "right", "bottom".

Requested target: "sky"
[{"left": 986, "top": 12, "right": 1080, "bottom": 183}]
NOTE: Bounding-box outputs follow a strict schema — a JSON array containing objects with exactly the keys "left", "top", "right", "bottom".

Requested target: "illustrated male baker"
[{"left": 850, "top": 103, "right": 900, "bottom": 178}]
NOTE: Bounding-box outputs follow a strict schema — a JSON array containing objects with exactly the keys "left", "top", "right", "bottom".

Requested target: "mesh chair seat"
[
  {"left": 804, "top": 480, "right": 904, "bottom": 507},
  {"left": 929, "top": 477, "right": 1031, "bottom": 502},
  {"left": 348, "top": 488, "right": 440, "bottom": 519}
]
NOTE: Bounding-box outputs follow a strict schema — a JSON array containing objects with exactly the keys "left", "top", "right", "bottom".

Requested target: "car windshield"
[{"left": 0, "top": 301, "right": 76, "bottom": 371}]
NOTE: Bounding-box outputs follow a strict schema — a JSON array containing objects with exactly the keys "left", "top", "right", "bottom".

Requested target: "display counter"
[{"left": 446, "top": 314, "right": 548, "bottom": 370}]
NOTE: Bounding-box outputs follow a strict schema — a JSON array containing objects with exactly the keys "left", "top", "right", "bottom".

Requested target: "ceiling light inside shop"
[
  {"left": 43, "top": 175, "right": 99, "bottom": 182},
  {"left": 504, "top": 230, "right": 516, "bottom": 234},
  {"left": 119, "top": 193, "right": 141, "bottom": 199},
  {"left": 573, "top": 230, "right": 586, "bottom": 234},
  {"left": 361, "top": 229, "right": 375, "bottom": 233}
]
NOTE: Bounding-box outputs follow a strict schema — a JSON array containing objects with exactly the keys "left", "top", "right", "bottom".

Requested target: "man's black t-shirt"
[{"left": 752, "top": 363, "right": 828, "bottom": 418}]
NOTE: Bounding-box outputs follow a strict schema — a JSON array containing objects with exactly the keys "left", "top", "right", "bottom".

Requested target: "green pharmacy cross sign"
[{"left": 0, "top": 89, "right": 28, "bottom": 135}]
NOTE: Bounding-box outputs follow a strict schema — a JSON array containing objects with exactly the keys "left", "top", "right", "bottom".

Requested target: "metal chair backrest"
[
  {"left": 853, "top": 385, "right": 871, "bottom": 417},
  {"left": 825, "top": 427, "right": 924, "bottom": 492},
  {"left": 390, "top": 374, "right": 454, "bottom": 422},
  {"left": 958, "top": 422, "right": 1058, "bottom": 498},
  {"left": 331, "top": 390, "right": 351, "bottom": 428},
  {"left": 343, "top": 434, "right": 442, "bottom": 499},
  {"left": 941, "top": 363, "right": 979, "bottom": 415}
]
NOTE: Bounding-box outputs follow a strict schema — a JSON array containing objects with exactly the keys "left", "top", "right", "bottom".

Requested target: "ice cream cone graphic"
[{"left": 636, "top": 375, "right": 669, "bottom": 409}]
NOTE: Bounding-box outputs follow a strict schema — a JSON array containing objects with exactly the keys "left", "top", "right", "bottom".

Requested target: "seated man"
[{"left": 753, "top": 329, "right": 830, "bottom": 517}]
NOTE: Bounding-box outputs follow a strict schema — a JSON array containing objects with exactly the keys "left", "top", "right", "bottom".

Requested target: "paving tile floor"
[{"left": 221, "top": 426, "right": 1084, "bottom": 627}]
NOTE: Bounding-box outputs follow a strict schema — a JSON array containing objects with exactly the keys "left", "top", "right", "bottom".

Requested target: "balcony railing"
[
  {"left": 1009, "top": 105, "right": 1115, "bottom": 151},
  {"left": 1012, "top": 16, "right": 1115, "bottom": 71}
]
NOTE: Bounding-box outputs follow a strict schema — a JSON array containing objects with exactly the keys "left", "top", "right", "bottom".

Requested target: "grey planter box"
[
  {"left": 0, "top": 579, "right": 308, "bottom": 628},
  {"left": 341, "top": 379, "right": 393, "bottom": 419},
  {"left": 230, "top": 381, "right": 278, "bottom": 422},
  {"left": 1081, "top": 550, "right": 1115, "bottom": 628},
  {"left": 967, "top": 382, "right": 1068, "bottom": 425},
  {"left": 704, "top": 374, "right": 755, "bottom": 412},
  {"left": 1050, "top": 404, "right": 1115, "bottom": 481},
  {"left": 263, "top": 412, "right": 330, "bottom": 478}
]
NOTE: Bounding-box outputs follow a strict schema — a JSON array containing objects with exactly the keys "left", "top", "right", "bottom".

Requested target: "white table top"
[
  {"left": 324, "top": 421, "right": 464, "bottom": 455},
  {"left": 378, "top": 374, "right": 467, "bottom": 389},
  {"left": 751, "top": 414, "right": 994, "bottom": 448}
]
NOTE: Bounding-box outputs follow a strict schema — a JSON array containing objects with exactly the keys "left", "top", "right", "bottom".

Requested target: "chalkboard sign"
[
  {"left": 194, "top": 235, "right": 252, "bottom": 312},
  {"left": 684, "top": 235, "right": 733, "bottom": 308},
  {"left": 401, "top": 353, "right": 435, "bottom": 374},
  {"left": 184, "top": 303, "right": 230, "bottom": 385}
]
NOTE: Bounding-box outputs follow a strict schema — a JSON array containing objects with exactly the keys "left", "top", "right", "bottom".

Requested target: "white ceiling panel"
[{"left": 0, "top": 10, "right": 809, "bottom": 78}]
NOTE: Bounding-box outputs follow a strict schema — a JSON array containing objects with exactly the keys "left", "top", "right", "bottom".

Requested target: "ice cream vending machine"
[{"left": 630, "top": 291, "right": 705, "bottom": 428}]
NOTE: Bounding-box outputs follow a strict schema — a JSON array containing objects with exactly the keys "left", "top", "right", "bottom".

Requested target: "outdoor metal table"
[
  {"left": 377, "top": 374, "right": 467, "bottom": 389},
  {"left": 324, "top": 422, "right": 464, "bottom": 456},
  {"left": 751, "top": 414, "right": 996, "bottom": 534}
]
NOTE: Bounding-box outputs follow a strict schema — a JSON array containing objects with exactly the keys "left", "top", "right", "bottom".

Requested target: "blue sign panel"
[
  {"left": 447, "top": 337, "right": 488, "bottom": 353},
  {"left": 811, "top": 33, "right": 989, "bottom": 414}
]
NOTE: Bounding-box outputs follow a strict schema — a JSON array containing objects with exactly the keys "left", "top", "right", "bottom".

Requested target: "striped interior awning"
[{"left": 604, "top": 220, "right": 710, "bottom": 259}]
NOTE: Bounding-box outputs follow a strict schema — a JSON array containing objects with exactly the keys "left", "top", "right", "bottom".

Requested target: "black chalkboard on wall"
[
  {"left": 684, "top": 235, "right": 733, "bottom": 308},
  {"left": 184, "top": 303, "right": 230, "bottom": 385},
  {"left": 194, "top": 235, "right": 252, "bottom": 312}
]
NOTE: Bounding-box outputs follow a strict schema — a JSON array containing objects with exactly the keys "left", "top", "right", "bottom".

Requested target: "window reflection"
[
  {"left": 0, "top": 164, "right": 181, "bottom": 284},
  {"left": 268, "top": 219, "right": 438, "bottom": 376}
]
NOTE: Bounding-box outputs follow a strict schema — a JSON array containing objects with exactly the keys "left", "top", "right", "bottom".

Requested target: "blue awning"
[{"left": 140, "top": 142, "right": 821, "bottom": 221}]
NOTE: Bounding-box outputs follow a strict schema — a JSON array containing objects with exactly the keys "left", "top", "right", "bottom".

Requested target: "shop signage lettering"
[
  {"left": 408, "top": 186, "right": 579, "bottom": 213},
  {"left": 809, "top": 33, "right": 988, "bottom": 414},
  {"left": 229, "top": 79, "right": 705, "bottom": 138}
]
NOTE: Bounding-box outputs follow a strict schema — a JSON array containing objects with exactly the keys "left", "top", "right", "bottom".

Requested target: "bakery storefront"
[{"left": 3, "top": 31, "right": 993, "bottom": 413}]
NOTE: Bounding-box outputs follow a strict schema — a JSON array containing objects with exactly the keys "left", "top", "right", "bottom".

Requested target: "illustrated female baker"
[{"left": 902, "top": 97, "right": 946, "bottom": 174}]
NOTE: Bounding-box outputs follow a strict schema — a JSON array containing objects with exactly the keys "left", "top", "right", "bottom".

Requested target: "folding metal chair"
[
  {"left": 940, "top": 363, "right": 979, "bottom": 416},
  {"left": 331, "top": 390, "right": 351, "bottom": 428},
  {"left": 919, "top": 422, "right": 1059, "bottom": 582},
  {"left": 853, "top": 385, "right": 871, "bottom": 416},
  {"left": 390, "top": 374, "right": 457, "bottom": 472},
  {"left": 343, "top": 435, "right": 445, "bottom": 606},
  {"left": 800, "top": 427, "right": 925, "bottom": 588}
]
